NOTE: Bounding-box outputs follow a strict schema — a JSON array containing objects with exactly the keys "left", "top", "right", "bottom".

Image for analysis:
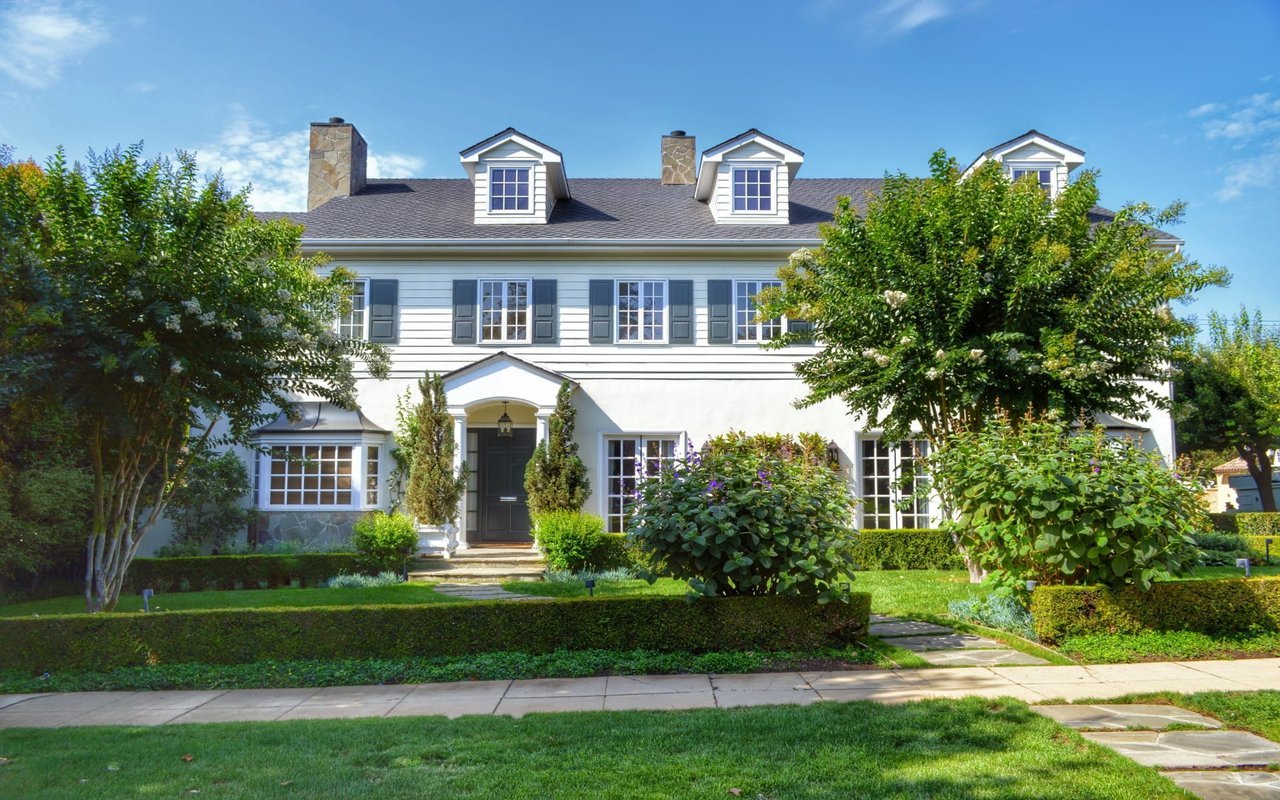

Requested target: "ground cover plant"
[
  {"left": 0, "top": 698, "right": 1191, "bottom": 800},
  {"left": 0, "top": 645, "right": 886, "bottom": 693}
]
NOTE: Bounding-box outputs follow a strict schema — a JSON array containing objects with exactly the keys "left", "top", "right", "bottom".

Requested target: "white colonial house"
[{"left": 189, "top": 119, "right": 1181, "bottom": 553}]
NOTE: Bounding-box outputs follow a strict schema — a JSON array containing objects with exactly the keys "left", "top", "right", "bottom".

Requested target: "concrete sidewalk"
[{"left": 2, "top": 658, "right": 1279, "bottom": 728}]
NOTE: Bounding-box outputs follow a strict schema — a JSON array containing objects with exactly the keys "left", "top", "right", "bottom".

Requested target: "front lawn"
[
  {"left": 1097, "top": 690, "right": 1280, "bottom": 741},
  {"left": 0, "top": 698, "right": 1188, "bottom": 800},
  {"left": 0, "top": 583, "right": 466, "bottom": 617}
]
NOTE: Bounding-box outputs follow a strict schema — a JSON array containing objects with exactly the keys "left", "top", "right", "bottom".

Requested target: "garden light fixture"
[
  {"left": 497, "top": 401, "right": 513, "bottom": 438},
  {"left": 1237, "top": 557, "right": 1252, "bottom": 578}
]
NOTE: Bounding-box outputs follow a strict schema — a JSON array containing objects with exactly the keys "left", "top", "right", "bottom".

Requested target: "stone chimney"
[
  {"left": 661, "top": 130, "right": 696, "bottom": 185},
  {"left": 308, "top": 117, "right": 367, "bottom": 211}
]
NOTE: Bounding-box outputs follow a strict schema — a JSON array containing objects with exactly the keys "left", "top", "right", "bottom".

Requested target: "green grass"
[
  {"left": 1092, "top": 691, "right": 1280, "bottom": 741},
  {"left": 1058, "top": 629, "right": 1280, "bottom": 663},
  {"left": 0, "top": 698, "right": 1190, "bottom": 800},
  {"left": 0, "top": 582, "right": 465, "bottom": 617}
]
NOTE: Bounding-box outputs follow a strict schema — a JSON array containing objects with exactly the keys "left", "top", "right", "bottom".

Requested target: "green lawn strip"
[
  {"left": 863, "top": 637, "right": 932, "bottom": 669},
  {"left": 0, "top": 583, "right": 466, "bottom": 617},
  {"left": 0, "top": 699, "right": 1190, "bottom": 800},
  {"left": 0, "top": 646, "right": 888, "bottom": 694},
  {"left": 1057, "top": 629, "right": 1280, "bottom": 663},
  {"left": 1066, "top": 690, "right": 1280, "bottom": 742}
]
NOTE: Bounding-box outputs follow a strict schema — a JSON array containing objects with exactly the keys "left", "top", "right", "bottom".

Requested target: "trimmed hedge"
[
  {"left": 124, "top": 554, "right": 363, "bottom": 592},
  {"left": 1239, "top": 513, "right": 1280, "bottom": 537},
  {"left": 1208, "top": 512, "right": 1240, "bottom": 534},
  {"left": 0, "top": 594, "right": 871, "bottom": 674},
  {"left": 1032, "top": 578, "right": 1280, "bottom": 644},
  {"left": 848, "top": 529, "right": 962, "bottom": 570},
  {"left": 593, "top": 533, "right": 639, "bottom": 570}
]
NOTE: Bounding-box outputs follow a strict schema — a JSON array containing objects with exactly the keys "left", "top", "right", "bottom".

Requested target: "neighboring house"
[
  {"left": 228, "top": 119, "right": 1180, "bottom": 551},
  {"left": 1206, "top": 456, "right": 1280, "bottom": 513}
]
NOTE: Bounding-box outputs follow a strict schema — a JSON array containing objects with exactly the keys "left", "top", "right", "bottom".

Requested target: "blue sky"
[{"left": 0, "top": 0, "right": 1276, "bottom": 325}]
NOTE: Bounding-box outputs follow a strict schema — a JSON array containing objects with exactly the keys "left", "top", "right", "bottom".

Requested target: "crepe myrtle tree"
[
  {"left": 0, "top": 144, "right": 390, "bottom": 611},
  {"left": 759, "top": 150, "right": 1225, "bottom": 578}
]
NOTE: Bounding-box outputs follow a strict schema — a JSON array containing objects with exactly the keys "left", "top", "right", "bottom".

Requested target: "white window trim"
[
  {"left": 599, "top": 432, "right": 686, "bottom": 532},
  {"left": 732, "top": 278, "right": 786, "bottom": 344},
  {"left": 727, "top": 161, "right": 779, "bottom": 217},
  {"left": 1005, "top": 160, "right": 1058, "bottom": 196},
  {"left": 614, "top": 278, "right": 669, "bottom": 345},
  {"left": 855, "top": 434, "right": 936, "bottom": 530},
  {"left": 254, "top": 433, "right": 387, "bottom": 512},
  {"left": 485, "top": 160, "right": 536, "bottom": 216},
  {"left": 478, "top": 277, "right": 533, "bottom": 345},
  {"left": 336, "top": 278, "right": 370, "bottom": 341}
]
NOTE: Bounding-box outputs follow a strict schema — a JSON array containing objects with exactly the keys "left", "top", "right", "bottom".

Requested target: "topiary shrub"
[
  {"left": 629, "top": 433, "right": 856, "bottom": 602},
  {"left": 124, "top": 553, "right": 362, "bottom": 592},
  {"left": 534, "top": 511, "right": 605, "bottom": 572},
  {"left": 930, "top": 415, "right": 1204, "bottom": 595},
  {"left": 352, "top": 512, "right": 418, "bottom": 571}
]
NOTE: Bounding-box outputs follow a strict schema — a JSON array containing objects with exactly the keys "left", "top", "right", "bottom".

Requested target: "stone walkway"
[
  {"left": 432, "top": 582, "right": 537, "bottom": 601},
  {"left": 3, "top": 658, "right": 1279, "bottom": 728},
  {"left": 870, "top": 613, "right": 1050, "bottom": 666},
  {"left": 1036, "top": 702, "right": 1280, "bottom": 799}
]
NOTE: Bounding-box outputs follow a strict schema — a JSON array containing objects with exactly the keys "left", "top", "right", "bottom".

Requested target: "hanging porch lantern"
[{"left": 497, "top": 401, "right": 514, "bottom": 438}]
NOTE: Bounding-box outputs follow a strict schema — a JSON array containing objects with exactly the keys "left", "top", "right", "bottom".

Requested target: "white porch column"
[
  {"left": 535, "top": 408, "right": 553, "bottom": 447},
  {"left": 452, "top": 412, "right": 469, "bottom": 551}
]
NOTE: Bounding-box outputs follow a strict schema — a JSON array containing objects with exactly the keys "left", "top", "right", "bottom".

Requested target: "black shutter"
[
  {"left": 669, "top": 280, "right": 694, "bottom": 344},
  {"left": 452, "top": 279, "right": 477, "bottom": 344},
  {"left": 532, "top": 279, "right": 557, "bottom": 344},
  {"left": 589, "top": 279, "right": 613, "bottom": 344},
  {"left": 707, "top": 279, "right": 733, "bottom": 344},
  {"left": 787, "top": 319, "right": 814, "bottom": 344},
  {"left": 368, "top": 279, "right": 398, "bottom": 343}
]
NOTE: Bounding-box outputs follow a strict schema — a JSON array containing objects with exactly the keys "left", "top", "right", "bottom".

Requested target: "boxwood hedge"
[
  {"left": 123, "top": 554, "right": 363, "bottom": 592},
  {"left": 1238, "top": 513, "right": 1280, "bottom": 537},
  {"left": 848, "top": 529, "right": 962, "bottom": 570},
  {"left": 1031, "top": 578, "right": 1280, "bottom": 644},
  {"left": 0, "top": 593, "right": 871, "bottom": 674}
]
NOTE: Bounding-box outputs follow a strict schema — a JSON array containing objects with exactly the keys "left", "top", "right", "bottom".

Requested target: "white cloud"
[
  {"left": 0, "top": 1, "right": 108, "bottom": 88},
  {"left": 129, "top": 81, "right": 156, "bottom": 93},
  {"left": 871, "top": 0, "right": 951, "bottom": 34},
  {"left": 194, "top": 111, "right": 425, "bottom": 212},
  {"left": 807, "top": 0, "right": 984, "bottom": 40},
  {"left": 1193, "top": 92, "right": 1280, "bottom": 201}
]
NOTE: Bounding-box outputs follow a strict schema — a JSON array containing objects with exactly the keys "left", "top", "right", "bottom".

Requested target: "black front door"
[{"left": 478, "top": 428, "right": 536, "bottom": 542}]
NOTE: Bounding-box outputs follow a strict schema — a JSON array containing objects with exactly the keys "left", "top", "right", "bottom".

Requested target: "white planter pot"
[{"left": 415, "top": 521, "right": 459, "bottom": 558}]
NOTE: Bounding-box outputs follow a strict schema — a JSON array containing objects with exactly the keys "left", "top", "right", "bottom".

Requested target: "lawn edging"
[
  {"left": 1032, "top": 577, "right": 1280, "bottom": 644},
  {"left": 1, "top": 593, "right": 870, "bottom": 674}
]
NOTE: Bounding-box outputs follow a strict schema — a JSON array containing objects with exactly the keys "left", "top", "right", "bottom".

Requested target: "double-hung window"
[
  {"left": 735, "top": 279, "right": 784, "bottom": 342},
  {"left": 479, "top": 279, "right": 531, "bottom": 343},
  {"left": 616, "top": 280, "right": 666, "bottom": 343},
  {"left": 337, "top": 279, "right": 368, "bottom": 340},
  {"left": 860, "top": 438, "right": 931, "bottom": 529},
  {"left": 605, "top": 436, "right": 678, "bottom": 533},
  {"left": 1010, "top": 167, "right": 1054, "bottom": 195},
  {"left": 489, "top": 166, "right": 531, "bottom": 211},
  {"left": 732, "top": 167, "right": 772, "bottom": 212}
]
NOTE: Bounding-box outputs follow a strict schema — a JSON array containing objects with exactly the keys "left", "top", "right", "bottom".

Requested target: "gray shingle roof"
[{"left": 259, "top": 177, "right": 1178, "bottom": 243}]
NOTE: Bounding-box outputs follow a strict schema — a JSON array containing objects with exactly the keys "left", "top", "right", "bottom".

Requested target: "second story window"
[
  {"left": 490, "top": 167, "right": 531, "bottom": 211},
  {"left": 337, "top": 279, "right": 368, "bottom": 340},
  {"left": 617, "top": 280, "right": 666, "bottom": 343},
  {"left": 480, "top": 279, "right": 530, "bottom": 343},
  {"left": 735, "top": 280, "right": 783, "bottom": 342},
  {"left": 732, "top": 167, "right": 772, "bottom": 212},
  {"left": 1011, "top": 167, "right": 1053, "bottom": 194}
]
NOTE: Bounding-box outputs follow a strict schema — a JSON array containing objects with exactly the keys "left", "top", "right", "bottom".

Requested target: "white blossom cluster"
[
  {"left": 181, "top": 299, "right": 202, "bottom": 315},
  {"left": 164, "top": 315, "right": 182, "bottom": 332},
  {"left": 883, "top": 289, "right": 908, "bottom": 308},
  {"left": 862, "top": 347, "right": 890, "bottom": 367},
  {"left": 969, "top": 349, "right": 985, "bottom": 362},
  {"left": 261, "top": 312, "right": 283, "bottom": 328},
  {"left": 788, "top": 247, "right": 817, "bottom": 269}
]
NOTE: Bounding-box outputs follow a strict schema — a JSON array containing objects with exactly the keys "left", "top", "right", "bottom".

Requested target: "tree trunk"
[{"left": 1242, "top": 445, "right": 1277, "bottom": 512}]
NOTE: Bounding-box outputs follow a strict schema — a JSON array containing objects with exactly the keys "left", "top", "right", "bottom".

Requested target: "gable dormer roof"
[
  {"left": 459, "top": 127, "right": 570, "bottom": 199},
  {"left": 962, "top": 129, "right": 1086, "bottom": 177},
  {"left": 694, "top": 128, "right": 804, "bottom": 201}
]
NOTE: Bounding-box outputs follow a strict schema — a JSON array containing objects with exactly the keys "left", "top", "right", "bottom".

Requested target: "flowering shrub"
[
  {"left": 929, "top": 415, "right": 1204, "bottom": 594},
  {"left": 628, "top": 434, "right": 857, "bottom": 602}
]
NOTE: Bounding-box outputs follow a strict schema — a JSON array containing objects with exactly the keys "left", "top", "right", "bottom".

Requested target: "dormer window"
[
  {"left": 490, "top": 167, "right": 531, "bottom": 212},
  {"left": 1011, "top": 167, "right": 1053, "bottom": 194},
  {"left": 732, "top": 167, "right": 773, "bottom": 212}
]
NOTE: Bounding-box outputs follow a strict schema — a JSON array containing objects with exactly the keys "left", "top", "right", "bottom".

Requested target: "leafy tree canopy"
[
  {"left": 0, "top": 144, "right": 389, "bottom": 610},
  {"left": 761, "top": 150, "right": 1227, "bottom": 444},
  {"left": 1175, "top": 308, "right": 1280, "bottom": 511}
]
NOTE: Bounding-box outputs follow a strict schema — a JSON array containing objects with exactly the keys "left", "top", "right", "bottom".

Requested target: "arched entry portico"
[{"left": 441, "top": 352, "right": 575, "bottom": 549}]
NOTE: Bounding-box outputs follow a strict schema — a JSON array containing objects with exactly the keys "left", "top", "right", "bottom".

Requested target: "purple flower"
[
  {"left": 707, "top": 479, "right": 722, "bottom": 492},
  {"left": 757, "top": 469, "right": 773, "bottom": 488}
]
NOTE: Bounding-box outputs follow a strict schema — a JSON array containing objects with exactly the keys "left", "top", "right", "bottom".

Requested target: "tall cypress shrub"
[
  {"left": 404, "top": 373, "right": 466, "bottom": 526},
  {"left": 525, "top": 381, "right": 590, "bottom": 515}
]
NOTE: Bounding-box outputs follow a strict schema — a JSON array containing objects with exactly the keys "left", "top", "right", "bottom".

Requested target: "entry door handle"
[{"left": 499, "top": 496, "right": 518, "bottom": 502}]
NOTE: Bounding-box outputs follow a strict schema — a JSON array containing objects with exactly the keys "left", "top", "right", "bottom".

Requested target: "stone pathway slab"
[
  {"left": 869, "top": 620, "right": 955, "bottom": 637},
  {"left": 888, "top": 633, "right": 1004, "bottom": 652},
  {"left": 1082, "top": 730, "right": 1280, "bottom": 769},
  {"left": 1034, "top": 703, "right": 1222, "bottom": 731},
  {"left": 1161, "top": 770, "right": 1280, "bottom": 799},
  {"left": 917, "top": 649, "right": 1050, "bottom": 667}
]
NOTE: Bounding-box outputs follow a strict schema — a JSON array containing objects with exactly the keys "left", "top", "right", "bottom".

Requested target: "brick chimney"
[
  {"left": 308, "top": 117, "right": 367, "bottom": 211},
  {"left": 661, "top": 130, "right": 696, "bottom": 185}
]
